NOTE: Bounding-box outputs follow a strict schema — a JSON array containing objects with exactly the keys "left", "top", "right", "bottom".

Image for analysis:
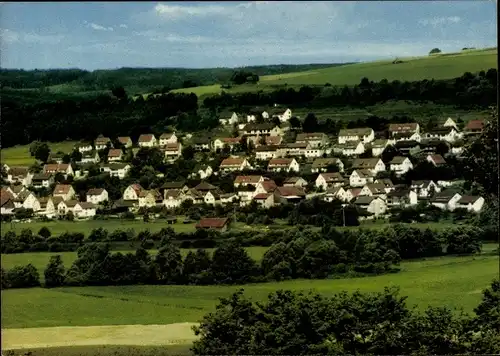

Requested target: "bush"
[
  {"left": 5, "top": 264, "right": 40, "bottom": 289},
  {"left": 180, "top": 240, "right": 192, "bottom": 249},
  {"left": 192, "top": 239, "right": 217, "bottom": 249},
  {"left": 38, "top": 226, "right": 51, "bottom": 239},
  {"left": 44, "top": 255, "right": 66, "bottom": 287},
  {"left": 140, "top": 239, "right": 155, "bottom": 249}
]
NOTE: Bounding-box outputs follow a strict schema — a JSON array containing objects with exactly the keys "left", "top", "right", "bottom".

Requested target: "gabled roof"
[
  {"left": 195, "top": 181, "right": 217, "bottom": 191},
  {"left": 371, "top": 139, "right": 389, "bottom": 148},
  {"left": 266, "top": 136, "right": 282, "bottom": 145},
  {"left": 349, "top": 188, "right": 363, "bottom": 198},
  {"left": 43, "top": 164, "right": 70, "bottom": 172},
  {"left": 95, "top": 136, "right": 111, "bottom": 145},
  {"left": 283, "top": 142, "right": 308, "bottom": 149},
  {"left": 165, "top": 189, "right": 182, "bottom": 198},
  {"left": 465, "top": 120, "right": 484, "bottom": 131},
  {"left": 0, "top": 189, "right": 15, "bottom": 208},
  {"left": 32, "top": 173, "right": 53, "bottom": 181},
  {"left": 284, "top": 177, "right": 306, "bottom": 184},
  {"left": 117, "top": 136, "right": 132, "bottom": 144},
  {"left": 275, "top": 186, "right": 306, "bottom": 197},
  {"left": 427, "top": 127, "right": 456, "bottom": 135},
  {"left": 220, "top": 157, "right": 247, "bottom": 167},
  {"left": 375, "top": 178, "right": 394, "bottom": 187},
  {"left": 253, "top": 193, "right": 272, "bottom": 200},
  {"left": 311, "top": 158, "right": 340, "bottom": 169},
  {"left": 296, "top": 132, "right": 325, "bottom": 141},
  {"left": 337, "top": 141, "right": 364, "bottom": 149},
  {"left": 162, "top": 181, "right": 186, "bottom": 189},
  {"left": 82, "top": 151, "right": 98, "bottom": 158},
  {"left": 78, "top": 202, "right": 96, "bottom": 209},
  {"left": 390, "top": 156, "right": 409, "bottom": 164},
  {"left": 457, "top": 195, "right": 481, "bottom": 205},
  {"left": 388, "top": 123, "right": 419, "bottom": 132},
  {"left": 234, "top": 175, "right": 263, "bottom": 184},
  {"left": 351, "top": 169, "right": 374, "bottom": 178},
  {"left": 411, "top": 180, "right": 434, "bottom": 188},
  {"left": 138, "top": 134, "right": 155, "bottom": 142},
  {"left": 387, "top": 187, "right": 411, "bottom": 197},
  {"left": 8, "top": 167, "right": 29, "bottom": 177},
  {"left": 127, "top": 184, "right": 143, "bottom": 195},
  {"left": 318, "top": 172, "right": 344, "bottom": 182},
  {"left": 393, "top": 131, "right": 418, "bottom": 139},
  {"left": 160, "top": 132, "right": 175, "bottom": 139},
  {"left": 196, "top": 217, "right": 229, "bottom": 229},
  {"left": 53, "top": 184, "right": 73, "bottom": 195},
  {"left": 87, "top": 188, "right": 105, "bottom": 196},
  {"left": 164, "top": 143, "right": 181, "bottom": 151},
  {"left": 220, "top": 137, "right": 241, "bottom": 144},
  {"left": 352, "top": 158, "right": 382, "bottom": 169},
  {"left": 244, "top": 123, "right": 275, "bottom": 131},
  {"left": 9, "top": 185, "right": 25, "bottom": 194},
  {"left": 255, "top": 145, "right": 278, "bottom": 152},
  {"left": 75, "top": 142, "right": 93, "bottom": 148},
  {"left": 108, "top": 149, "right": 123, "bottom": 158},
  {"left": 364, "top": 183, "right": 386, "bottom": 194},
  {"left": 354, "top": 196, "right": 377, "bottom": 205},
  {"left": 430, "top": 190, "right": 460, "bottom": 202},
  {"left": 268, "top": 158, "right": 294, "bottom": 166},
  {"left": 427, "top": 154, "right": 446, "bottom": 165},
  {"left": 394, "top": 140, "right": 420, "bottom": 149},
  {"left": 259, "top": 180, "right": 278, "bottom": 193},
  {"left": 338, "top": 128, "right": 373, "bottom": 137}
]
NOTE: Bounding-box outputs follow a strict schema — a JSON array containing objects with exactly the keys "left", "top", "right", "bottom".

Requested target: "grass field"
[
  {"left": 1, "top": 141, "right": 77, "bottom": 166},
  {"left": 3, "top": 344, "right": 192, "bottom": 356},
  {"left": 2, "top": 252, "right": 498, "bottom": 330}
]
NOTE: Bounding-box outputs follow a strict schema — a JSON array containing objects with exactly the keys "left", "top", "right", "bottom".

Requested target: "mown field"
[
  {"left": 2, "top": 251, "right": 498, "bottom": 330},
  {"left": 1, "top": 141, "right": 77, "bottom": 166}
]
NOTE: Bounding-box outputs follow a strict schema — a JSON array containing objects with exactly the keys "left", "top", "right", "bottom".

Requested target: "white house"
[
  {"left": 255, "top": 145, "right": 279, "bottom": 160},
  {"left": 359, "top": 183, "right": 387, "bottom": 200},
  {"left": 349, "top": 170, "right": 374, "bottom": 187},
  {"left": 324, "top": 186, "right": 349, "bottom": 202},
  {"left": 426, "top": 154, "right": 446, "bottom": 167},
  {"left": 311, "top": 158, "right": 344, "bottom": 173},
  {"left": 315, "top": 172, "right": 345, "bottom": 190},
  {"left": 117, "top": 136, "right": 133, "bottom": 148},
  {"left": 267, "top": 158, "right": 300, "bottom": 173},
  {"left": 213, "top": 137, "right": 241, "bottom": 151},
  {"left": 410, "top": 180, "right": 441, "bottom": 198},
  {"left": 94, "top": 136, "right": 112, "bottom": 150},
  {"left": 392, "top": 131, "right": 422, "bottom": 143},
  {"left": 389, "top": 156, "right": 413, "bottom": 175},
  {"left": 295, "top": 133, "right": 328, "bottom": 148},
  {"left": 123, "top": 184, "right": 144, "bottom": 201},
  {"left": 31, "top": 173, "right": 54, "bottom": 189},
  {"left": 455, "top": 195, "right": 485, "bottom": 212},
  {"left": 443, "top": 117, "right": 459, "bottom": 130},
  {"left": 283, "top": 177, "right": 308, "bottom": 188},
  {"left": 334, "top": 141, "right": 365, "bottom": 156},
  {"left": 43, "top": 163, "right": 74, "bottom": 177},
  {"left": 6, "top": 167, "right": 33, "bottom": 187},
  {"left": 138, "top": 189, "right": 161, "bottom": 208},
  {"left": 338, "top": 128, "right": 374, "bottom": 144},
  {"left": 270, "top": 108, "right": 292, "bottom": 122},
  {"left": 389, "top": 123, "right": 420, "bottom": 136},
  {"left": 100, "top": 163, "right": 131, "bottom": 179},
  {"left": 425, "top": 127, "right": 462, "bottom": 143},
  {"left": 352, "top": 158, "right": 386, "bottom": 174},
  {"left": 138, "top": 134, "right": 157, "bottom": 147},
  {"left": 159, "top": 132, "right": 178, "bottom": 146},
  {"left": 219, "top": 112, "right": 239, "bottom": 126},
  {"left": 234, "top": 175, "right": 265, "bottom": 188},
  {"left": 107, "top": 149, "right": 123, "bottom": 162},
  {"left": 354, "top": 196, "right": 387, "bottom": 217},
  {"left": 73, "top": 202, "right": 97, "bottom": 219},
  {"left": 14, "top": 191, "right": 41, "bottom": 212},
  {"left": 371, "top": 139, "right": 391, "bottom": 157},
  {"left": 86, "top": 188, "right": 109, "bottom": 205},
  {"left": 386, "top": 189, "right": 419, "bottom": 207},
  {"left": 430, "top": 191, "right": 462, "bottom": 211},
  {"left": 219, "top": 157, "right": 252, "bottom": 172},
  {"left": 75, "top": 143, "right": 93, "bottom": 153},
  {"left": 79, "top": 151, "right": 100, "bottom": 164},
  {"left": 163, "top": 142, "right": 183, "bottom": 162},
  {"left": 163, "top": 189, "right": 183, "bottom": 209},
  {"left": 53, "top": 184, "right": 75, "bottom": 201}
]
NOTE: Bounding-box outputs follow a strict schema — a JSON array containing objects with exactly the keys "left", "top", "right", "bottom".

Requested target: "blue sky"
[{"left": 0, "top": 1, "right": 496, "bottom": 70}]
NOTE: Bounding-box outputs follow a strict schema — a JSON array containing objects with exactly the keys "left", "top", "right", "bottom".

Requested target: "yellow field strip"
[{"left": 1, "top": 323, "right": 199, "bottom": 350}]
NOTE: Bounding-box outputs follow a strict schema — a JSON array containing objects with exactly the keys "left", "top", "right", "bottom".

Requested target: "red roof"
[
  {"left": 428, "top": 154, "right": 446, "bottom": 165},
  {"left": 388, "top": 123, "right": 419, "bottom": 132},
  {"left": 234, "top": 175, "right": 262, "bottom": 184},
  {"left": 465, "top": 120, "right": 484, "bottom": 131},
  {"left": 220, "top": 157, "right": 246, "bottom": 167},
  {"left": 268, "top": 158, "right": 293, "bottom": 166},
  {"left": 196, "top": 217, "right": 229, "bottom": 229},
  {"left": 265, "top": 136, "right": 282, "bottom": 145},
  {"left": 87, "top": 188, "right": 105, "bottom": 196},
  {"left": 222, "top": 137, "right": 241, "bottom": 144},
  {"left": 53, "top": 184, "right": 73, "bottom": 195},
  {"left": 108, "top": 149, "right": 123, "bottom": 157},
  {"left": 118, "top": 136, "right": 131, "bottom": 144},
  {"left": 253, "top": 193, "right": 272, "bottom": 200},
  {"left": 138, "top": 134, "right": 155, "bottom": 142},
  {"left": 276, "top": 186, "right": 305, "bottom": 197},
  {"left": 259, "top": 180, "right": 277, "bottom": 193}
]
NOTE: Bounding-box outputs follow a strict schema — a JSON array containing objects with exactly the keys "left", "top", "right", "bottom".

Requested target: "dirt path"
[{"left": 1, "top": 323, "right": 199, "bottom": 350}]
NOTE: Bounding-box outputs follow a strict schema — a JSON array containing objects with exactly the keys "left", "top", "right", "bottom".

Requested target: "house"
[
  {"left": 117, "top": 136, "right": 133, "bottom": 148},
  {"left": 31, "top": 173, "right": 54, "bottom": 189},
  {"left": 455, "top": 195, "right": 485, "bottom": 212},
  {"left": 352, "top": 158, "right": 386, "bottom": 174},
  {"left": 338, "top": 128, "right": 374, "bottom": 144},
  {"left": 359, "top": 183, "right": 387, "bottom": 200},
  {"left": 311, "top": 158, "right": 344, "bottom": 173},
  {"left": 13, "top": 190, "right": 41, "bottom": 212},
  {"left": 265, "top": 136, "right": 283, "bottom": 146},
  {"left": 295, "top": 132, "right": 329, "bottom": 148},
  {"left": 163, "top": 189, "right": 183, "bottom": 209},
  {"left": 464, "top": 120, "right": 484, "bottom": 135},
  {"left": 443, "top": 117, "right": 458, "bottom": 130},
  {"left": 426, "top": 154, "right": 446, "bottom": 167},
  {"left": 389, "top": 156, "right": 413, "bottom": 175},
  {"left": 388, "top": 123, "right": 420, "bottom": 136},
  {"left": 159, "top": 132, "right": 178, "bottom": 146},
  {"left": 213, "top": 137, "right": 241, "bottom": 151},
  {"left": 283, "top": 177, "right": 308, "bottom": 188},
  {"left": 274, "top": 186, "right": 306, "bottom": 204},
  {"left": 425, "top": 127, "right": 462, "bottom": 143},
  {"left": 254, "top": 180, "right": 278, "bottom": 196},
  {"left": 53, "top": 184, "right": 75, "bottom": 201},
  {"left": 249, "top": 107, "right": 270, "bottom": 119},
  {"left": 324, "top": 186, "right": 349, "bottom": 202},
  {"left": 75, "top": 142, "right": 93, "bottom": 153},
  {"left": 48, "top": 152, "right": 66, "bottom": 164},
  {"left": 194, "top": 181, "right": 218, "bottom": 192},
  {"left": 6, "top": 167, "right": 33, "bottom": 187},
  {"left": 345, "top": 187, "right": 363, "bottom": 202},
  {"left": 100, "top": 163, "right": 130, "bottom": 179},
  {"left": 138, "top": 134, "right": 157, "bottom": 147},
  {"left": 219, "top": 157, "right": 252, "bottom": 172},
  {"left": 123, "top": 184, "right": 144, "bottom": 201},
  {"left": 36, "top": 197, "right": 58, "bottom": 218},
  {"left": 192, "top": 165, "right": 213, "bottom": 179},
  {"left": 349, "top": 169, "right": 374, "bottom": 187},
  {"left": 234, "top": 175, "right": 265, "bottom": 188},
  {"left": 411, "top": 180, "right": 441, "bottom": 198},
  {"left": 252, "top": 193, "right": 275, "bottom": 208},
  {"left": 6, "top": 185, "right": 27, "bottom": 198},
  {"left": 72, "top": 202, "right": 97, "bottom": 219},
  {"left": 374, "top": 178, "right": 395, "bottom": 193},
  {"left": 242, "top": 123, "right": 279, "bottom": 136},
  {"left": 1, "top": 189, "right": 15, "bottom": 215},
  {"left": 162, "top": 181, "right": 189, "bottom": 192},
  {"left": 268, "top": 158, "right": 300, "bottom": 173},
  {"left": 138, "top": 189, "right": 162, "bottom": 208},
  {"left": 419, "top": 139, "right": 448, "bottom": 155},
  {"left": 386, "top": 188, "right": 418, "bottom": 207},
  {"left": 196, "top": 217, "right": 230, "bottom": 232},
  {"left": 94, "top": 135, "right": 112, "bottom": 150},
  {"left": 107, "top": 149, "right": 123, "bottom": 162},
  {"left": 392, "top": 131, "right": 422, "bottom": 142},
  {"left": 163, "top": 142, "right": 183, "bottom": 162},
  {"left": 371, "top": 139, "right": 391, "bottom": 157},
  {"left": 334, "top": 141, "right": 365, "bottom": 156},
  {"left": 315, "top": 172, "right": 345, "bottom": 190},
  {"left": 255, "top": 145, "right": 279, "bottom": 160},
  {"left": 43, "top": 163, "right": 74, "bottom": 177},
  {"left": 86, "top": 188, "right": 109, "bottom": 205},
  {"left": 354, "top": 196, "right": 387, "bottom": 216},
  {"left": 219, "top": 112, "right": 239, "bottom": 126},
  {"left": 79, "top": 151, "right": 100, "bottom": 164},
  {"left": 192, "top": 137, "right": 211, "bottom": 151},
  {"left": 394, "top": 140, "right": 420, "bottom": 155},
  {"left": 430, "top": 190, "right": 462, "bottom": 211},
  {"left": 270, "top": 108, "right": 292, "bottom": 122}
]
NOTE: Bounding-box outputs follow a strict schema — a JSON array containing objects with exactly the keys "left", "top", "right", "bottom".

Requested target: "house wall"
[{"left": 123, "top": 186, "right": 139, "bottom": 200}]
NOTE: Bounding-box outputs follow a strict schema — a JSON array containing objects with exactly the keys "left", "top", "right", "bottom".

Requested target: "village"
[{"left": 0, "top": 106, "right": 487, "bottom": 227}]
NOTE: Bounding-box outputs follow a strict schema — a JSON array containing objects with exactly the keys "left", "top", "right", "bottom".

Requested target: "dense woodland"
[{"left": 1, "top": 68, "right": 496, "bottom": 148}]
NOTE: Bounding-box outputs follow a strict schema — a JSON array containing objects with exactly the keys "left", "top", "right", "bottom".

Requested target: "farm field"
[
  {"left": 1, "top": 141, "right": 77, "bottom": 166},
  {"left": 3, "top": 344, "right": 193, "bottom": 356},
  {"left": 171, "top": 48, "right": 497, "bottom": 97},
  {"left": 2, "top": 252, "right": 498, "bottom": 331}
]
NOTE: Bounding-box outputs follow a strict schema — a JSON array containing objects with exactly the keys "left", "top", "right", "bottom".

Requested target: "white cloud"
[
  {"left": 0, "top": 28, "right": 20, "bottom": 43},
  {"left": 154, "top": 3, "right": 229, "bottom": 19},
  {"left": 418, "top": 16, "right": 461, "bottom": 27},
  {"left": 84, "top": 21, "right": 114, "bottom": 31},
  {"left": 119, "top": 24, "right": 128, "bottom": 29},
  {"left": 0, "top": 28, "right": 63, "bottom": 45}
]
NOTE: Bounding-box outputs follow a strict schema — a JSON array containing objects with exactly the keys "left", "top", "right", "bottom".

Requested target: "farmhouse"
[
  {"left": 274, "top": 186, "right": 306, "bottom": 204},
  {"left": 267, "top": 158, "right": 300, "bottom": 173},
  {"left": 242, "top": 123, "right": 276, "bottom": 136},
  {"left": 389, "top": 156, "right": 413, "bottom": 175},
  {"left": 138, "top": 134, "right": 157, "bottom": 147},
  {"left": 86, "top": 188, "right": 109, "bottom": 205},
  {"left": 6, "top": 167, "right": 33, "bottom": 187},
  {"left": 159, "top": 132, "right": 178, "bottom": 146},
  {"left": 196, "top": 217, "right": 229, "bottom": 232},
  {"left": 219, "top": 157, "right": 252, "bottom": 172},
  {"left": 388, "top": 123, "right": 420, "bottom": 136},
  {"left": 163, "top": 142, "right": 183, "bottom": 162},
  {"left": 386, "top": 188, "right": 418, "bottom": 207},
  {"left": 43, "top": 163, "right": 74, "bottom": 177},
  {"left": 163, "top": 189, "right": 183, "bottom": 209},
  {"left": 425, "top": 127, "right": 462, "bottom": 143},
  {"left": 100, "top": 163, "right": 131, "bottom": 179},
  {"left": 338, "top": 128, "right": 374, "bottom": 144},
  {"left": 79, "top": 151, "right": 100, "bottom": 164},
  {"left": 345, "top": 187, "right": 363, "bottom": 202}
]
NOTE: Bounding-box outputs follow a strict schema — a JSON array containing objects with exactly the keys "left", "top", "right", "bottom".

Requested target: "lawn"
[
  {"left": 1, "top": 141, "right": 78, "bottom": 166},
  {"left": 3, "top": 344, "right": 193, "bottom": 356},
  {"left": 2, "top": 252, "right": 498, "bottom": 330}
]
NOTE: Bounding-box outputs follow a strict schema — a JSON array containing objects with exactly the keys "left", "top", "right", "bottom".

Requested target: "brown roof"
[
  {"left": 165, "top": 189, "right": 181, "bottom": 198},
  {"left": 268, "top": 158, "right": 294, "bottom": 166},
  {"left": 160, "top": 133, "right": 174, "bottom": 139},
  {"left": 319, "top": 172, "right": 344, "bottom": 182},
  {"left": 195, "top": 181, "right": 217, "bottom": 191},
  {"left": 354, "top": 196, "right": 378, "bottom": 205},
  {"left": 364, "top": 183, "right": 386, "bottom": 194},
  {"left": 138, "top": 134, "right": 155, "bottom": 143},
  {"left": 457, "top": 195, "right": 481, "bottom": 205},
  {"left": 9, "top": 185, "right": 25, "bottom": 194},
  {"left": 390, "top": 156, "right": 408, "bottom": 164},
  {"left": 388, "top": 123, "right": 419, "bottom": 132},
  {"left": 266, "top": 136, "right": 282, "bottom": 145},
  {"left": 165, "top": 143, "right": 181, "bottom": 151},
  {"left": 276, "top": 186, "right": 306, "bottom": 197},
  {"left": 220, "top": 157, "right": 246, "bottom": 167},
  {"left": 32, "top": 173, "right": 53, "bottom": 181},
  {"left": 53, "top": 184, "right": 73, "bottom": 195},
  {"left": 64, "top": 200, "right": 79, "bottom": 208},
  {"left": 43, "top": 164, "right": 70, "bottom": 173},
  {"left": 117, "top": 136, "right": 132, "bottom": 144},
  {"left": 8, "top": 166, "right": 29, "bottom": 177},
  {"left": 87, "top": 188, "right": 105, "bottom": 196},
  {"left": 196, "top": 217, "right": 229, "bottom": 229},
  {"left": 253, "top": 193, "right": 272, "bottom": 200},
  {"left": 284, "top": 142, "right": 308, "bottom": 149},
  {"left": 128, "top": 184, "right": 143, "bottom": 195},
  {"left": 349, "top": 188, "right": 363, "bottom": 198},
  {"left": 296, "top": 132, "right": 325, "bottom": 141},
  {"left": 108, "top": 149, "right": 123, "bottom": 158},
  {"left": 352, "top": 158, "right": 382, "bottom": 169},
  {"left": 1, "top": 188, "right": 14, "bottom": 207},
  {"left": 339, "top": 128, "right": 373, "bottom": 137},
  {"left": 259, "top": 180, "right": 278, "bottom": 193},
  {"left": 221, "top": 137, "right": 241, "bottom": 144},
  {"left": 244, "top": 123, "right": 275, "bottom": 131},
  {"left": 465, "top": 120, "right": 484, "bottom": 131},
  {"left": 78, "top": 202, "right": 96, "bottom": 209},
  {"left": 312, "top": 158, "right": 340, "bottom": 169},
  {"left": 234, "top": 175, "right": 263, "bottom": 184},
  {"left": 255, "top": 145, "right": 278, "bottom": 152},
  {"left": 428, "top": 154, "right": 446, "bottom": 165},
  {"left": 95, "top": 136, "right": 111, "bottom": 145}
]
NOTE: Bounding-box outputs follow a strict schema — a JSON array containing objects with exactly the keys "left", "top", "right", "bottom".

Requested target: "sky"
[{"left": 0, "top": 1, "right": 497, "bottom": 70}]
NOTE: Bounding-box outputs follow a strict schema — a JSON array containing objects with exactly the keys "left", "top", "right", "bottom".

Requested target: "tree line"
[
  {"left": 191, "top": 280, "right": 500, "bottom": 355},
  {"left": 204, "top": 68, "right": 497, "bottom": 110},
  {"left": 1, "top": 223, "right": 486, "bottom": 289}
]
